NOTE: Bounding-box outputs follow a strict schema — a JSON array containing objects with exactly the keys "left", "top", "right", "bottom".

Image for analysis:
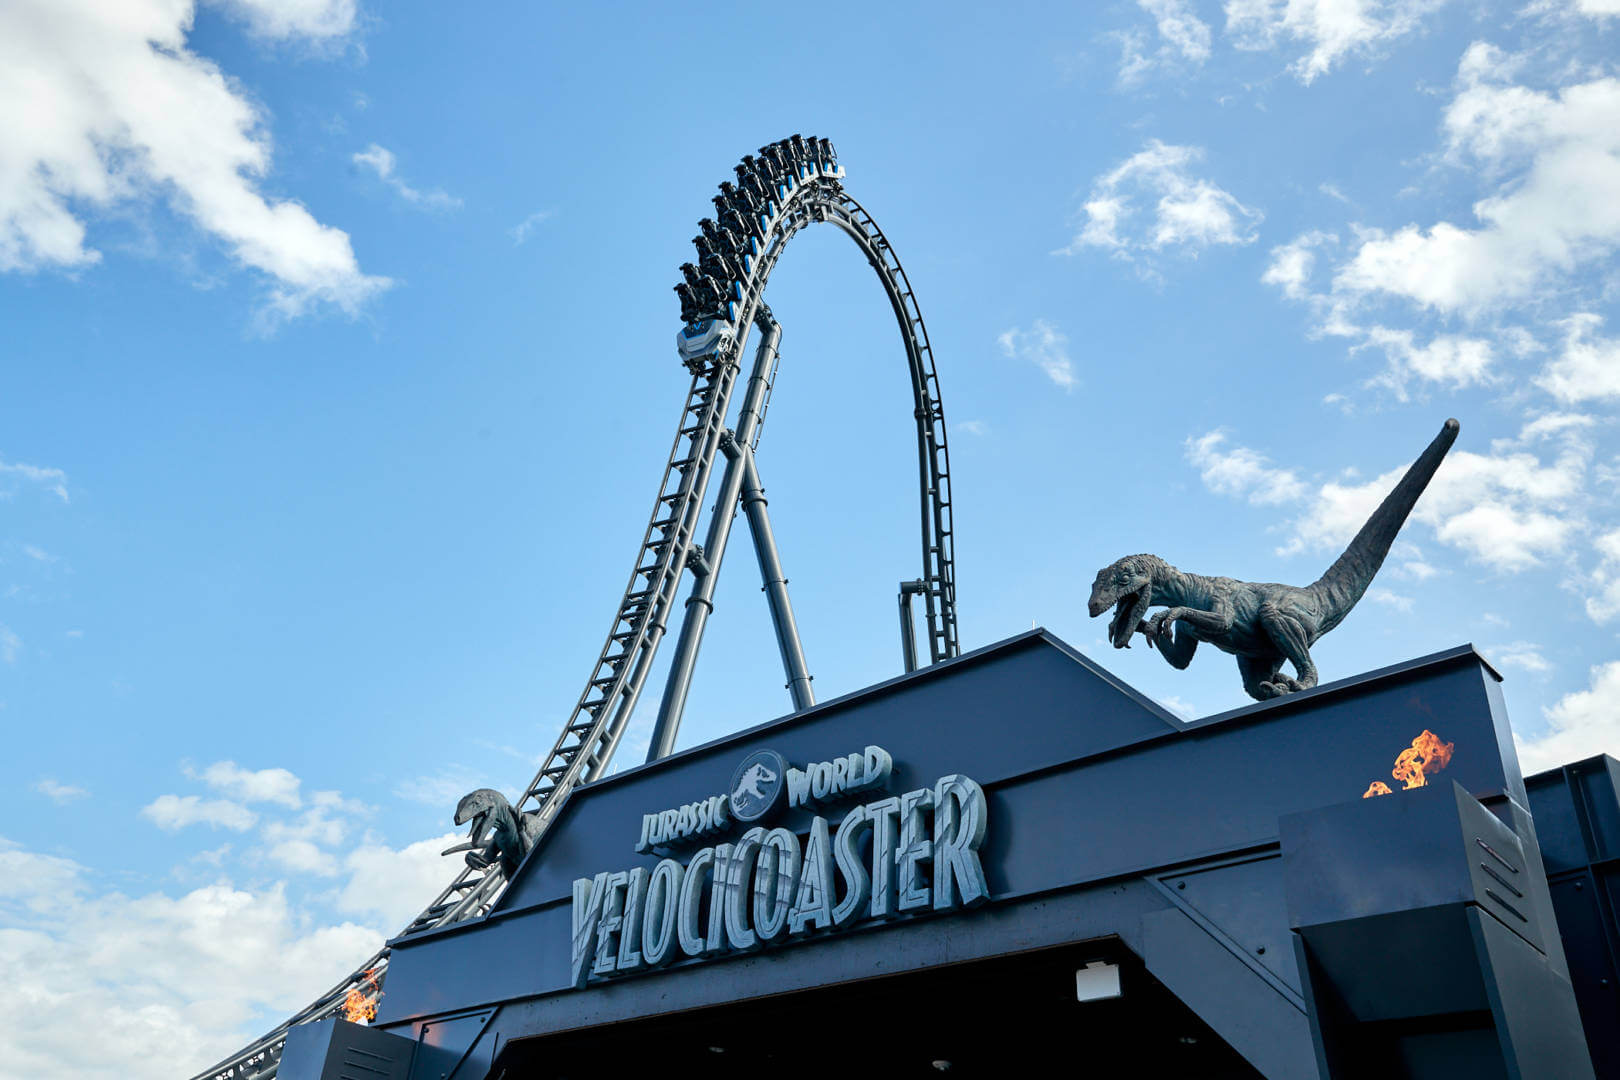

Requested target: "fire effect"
[
  {"left": 1361, "top": 729, "right": 1454, "bottom": 799},
  {"left": 1392, "top": 729, "right": 1455, "bottom": 789},
  {"left": 341, "top": 968, "right": 383, "bottom": 1025}
]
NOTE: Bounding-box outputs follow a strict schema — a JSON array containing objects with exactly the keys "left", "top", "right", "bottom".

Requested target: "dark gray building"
[{"left": 279, "top": 630, "right": 1615, "bottom": 1079}]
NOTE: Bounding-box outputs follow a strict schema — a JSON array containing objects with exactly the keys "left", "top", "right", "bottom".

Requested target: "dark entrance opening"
[{"left": 494, "top": 942, "right": 1264, "bottom": 1078}]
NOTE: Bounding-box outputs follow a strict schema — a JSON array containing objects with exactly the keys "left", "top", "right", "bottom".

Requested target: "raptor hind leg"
[
  {"left": 1257, "top": 601, "right": 1318, "bottom": 697},
  {"left": 1238, "top": 654, "right": 1285, "bottom": 701}
]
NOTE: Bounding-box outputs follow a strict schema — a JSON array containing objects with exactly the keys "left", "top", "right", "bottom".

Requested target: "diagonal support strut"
[{"left": 646, "top": 310, "right": 814, "bottom": 762}]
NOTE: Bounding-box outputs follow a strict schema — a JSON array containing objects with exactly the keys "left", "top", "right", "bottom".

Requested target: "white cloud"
[
  {"left": 0, "top": 459, "right": 69, "bottom": 502},
  {"left": 1516, "top": 411, "right": 1596, "bottom": 442},
  {"left": 207, "top": 0, "right": 358, "bottom": 42},
  {"left": 511, "top": 208, "right": 553, "bottom": 244},
  {"left": 257, "top": 790, "right": 371, "bottom": 879},
  {"left": 1368, "top": 586, "right": 1414, "bottom": 612},
  {"left": 146, "top": 766, "right": 368, "bottom": 880},
  {"left": 1490, "top": 640, "right": 1552, "bottom": 673},
  {"left": 1144, "top": 0, "right": 1213, "bottom": 60},
  {"left": 141, "top": 794, "right": 258, "bottom": 832},
  {"left": 1538, "top": 313, "right": 1620, "bottom": 403},
  {"left": 353, "top": 144, "right": 460, "bottom": 211},
  {"left": 998, "top": 320, "right": 1077, "bottom": 391},
  {"left": 0, "top": 625, "right": 18, "bottom": 664},
  {"left": 394, "top": 765, "right": 489, "bottom": 808},
  {"left": 1156, "top": 695, "right": 1198, "bottom": 719},
  {"left": 1277, "top": 416, "right": 1588, "bottom": 572},
  {"left": 337, "top": 831, "right": 462, "bottom": 931},
  {"left": 1357, "top": 326, "right": 1496, "bottom": 399},
  {"left": 1333, "top": 53, "right": 1620, "bottom": 316},
  {"left": 0, "top": 0, "right": 389, "bottom": 320},
  {"left": 0, "top": 836, "right": 382, "bottom": 1080},
  {"left": 1585, "top": 527, "right": 1620, "bottom": 623},
  {"left": 1319, "top": 181, "right": 1353, "bottom": 205},
  {"left": 1517, "top": 660, "right": 1620, "bottom": 773},
  {"left": 267, "top": 838, "right": 337, "bottom": 876},
  {"left": 1262, "top": 230, "right": 1336, "bottom": 300},
  {"left": 33, "top": 778, "right": 88, "bottom": 803},
  {"left": 1395, "top": 557, "right": 1441, "bottom": 580},
  {"left": 187, "top": 760, "right": 302, "bottom": 808},
  {"left": 1058, "top": 140, "right": 1261, "bottom": 261},
  {"left": 1575, "top": 0, "right": 1620, "bottom": 14},
  {"left": 1185, "top": 429, "right": 1308, "bottom": 504},
  {"left": 1264, "top": 238, "right": 1513, "bottom": 398},
  {"left": 1224, "top": 0, "right": 1450, "bottom": 84},
  {"left": 956, "top": 419, "right": 989, "bottom": 437},
  {"left": 1119, "top": 0, "right": 1213, "bottom": 84},
  {"left": 192, "top": 844, "right": 231, "bottom": 868}
]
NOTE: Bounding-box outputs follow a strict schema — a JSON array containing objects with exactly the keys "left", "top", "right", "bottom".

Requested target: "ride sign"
[{"left": 572, "top": 746, "right": 990, "bottom": 988}]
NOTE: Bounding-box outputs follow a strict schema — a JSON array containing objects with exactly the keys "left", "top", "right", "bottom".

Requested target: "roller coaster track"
[{"left": 192, "top": 135, "right": 956, "bottom": 1080}]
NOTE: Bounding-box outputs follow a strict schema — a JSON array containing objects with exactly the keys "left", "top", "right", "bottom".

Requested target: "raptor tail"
[{"left": 1308, "top": 418, "right": 1459, "bottom": 633}]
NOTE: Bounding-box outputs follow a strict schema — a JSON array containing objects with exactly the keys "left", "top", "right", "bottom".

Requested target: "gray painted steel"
[
  {"left": 898, "top": 579, "right": 925, "bottom": 673},
  {"left": 1526, "top": 756, "right": 1620, "bottom": 1078},
  {"left": 277, "top": 1019, "right": 414, "bottom": 1080},
  {"left": 350, "top": 631, "right": 1594, "bottom": 1079},
  {"left": 737, "top": 446, "right": 813, "bottom": 711},
  {"left": 191, "top": 138, "right": 959, "bottom": 1080},
  {"left": 647, "top": 313, "right": 784, "bottom": 761}
]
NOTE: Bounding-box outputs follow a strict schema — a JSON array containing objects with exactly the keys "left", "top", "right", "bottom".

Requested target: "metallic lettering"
[
  {"left": 579, "top": 759, "right": 988, "bottom": 987},
  {"left": 789, "top": 815, "right": 835, "bottom": 936},
  {"left": 591, "top": 870, "right": 630, "bottom": 976},
  {"left": 706, "top": 843, "right": 734, "bottom": 956},
  {"left": 867, "top": 796, "right": 901, "bottom": 919},
  {"left": 754, "top": 827, "right": 800, "bottom": 941},
  {"left": 933, "top": 775, "right": 989, "bottom": 911},
  {"left": 896, "top": 787, "right": 935, "bottom": 913},
  {"left": 724, "top": 827, "right": 765, "bottom": 951},
  {"left": 676, "top": 847, "right": 714, "bottom": 958},
  {"left": 831, "top": 804, "right": 871, "bottom": 927},
  {"left": 570, "top": 872, "right": 608, "bottom": 989},
  {"left": 616, "top": 866, "right": 649, "bottom": 972},
  {"left": 641, "top": 859, "right": 683, "bottom": 967}
]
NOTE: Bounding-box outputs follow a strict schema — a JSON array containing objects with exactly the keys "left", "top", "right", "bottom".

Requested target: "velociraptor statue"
[
  {"left": 1087, "top": 418, "right": 1459, "bottom": 701},
  {"left": 442, "top": 787, "right": 543, "bottom": 878}
]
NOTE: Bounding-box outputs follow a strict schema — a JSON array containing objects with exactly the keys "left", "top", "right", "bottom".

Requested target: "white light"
[{"left": 1075, "top": 960, "right": 1121, "bottom": 1001}]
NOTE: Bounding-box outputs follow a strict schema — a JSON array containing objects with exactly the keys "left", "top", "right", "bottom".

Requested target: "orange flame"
[
  {"left": 1361, "top": 729, "right": 1454, "bottom": 798},
  {"left": 1391, "top": 729, "right": 1455, "bottom": 790},
  {"left": 341, "top": 968, "right": 382, "bottom": 1025}
]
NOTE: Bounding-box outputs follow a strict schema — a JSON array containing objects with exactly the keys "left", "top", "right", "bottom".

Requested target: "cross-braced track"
[{"left": 192, "top": 135, "right": 956, "bottom": 1080}]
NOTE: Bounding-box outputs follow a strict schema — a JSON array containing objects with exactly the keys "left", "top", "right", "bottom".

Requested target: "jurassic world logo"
[
  {"left": 634, "top": 745, "right": 894, "bottom": 851},
  {"left": 574, "top": 744, "right": 990, "bottom": 988}
]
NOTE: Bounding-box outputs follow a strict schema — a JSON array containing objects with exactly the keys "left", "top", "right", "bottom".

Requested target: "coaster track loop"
[{"left": 190, "top": 134, "right": 956, "bottom": 1080}]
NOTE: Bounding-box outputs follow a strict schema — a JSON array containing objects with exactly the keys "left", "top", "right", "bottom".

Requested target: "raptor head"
[
  {"left": 453, "top": 788, "right": 512, "bottom": 849},
  {"left": 1087, "top": 555, "right": 1158, "bottom": 649}
]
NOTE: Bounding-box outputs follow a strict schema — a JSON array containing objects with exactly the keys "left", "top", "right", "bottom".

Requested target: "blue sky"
[{"left": 3, "top": 0, "right": 1620, "bottom": 1074}]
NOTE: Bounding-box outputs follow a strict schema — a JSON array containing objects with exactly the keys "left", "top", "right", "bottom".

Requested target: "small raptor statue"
[
  {"left": 1087, "top": 418, "right": 1459, "bottom": 701},
  {"left": 442, "top": 788, "right": 543, "bottom": 878}
]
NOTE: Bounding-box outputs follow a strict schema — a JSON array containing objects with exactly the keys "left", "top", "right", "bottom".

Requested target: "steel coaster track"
[{"left": 190, "top": 136, "right": 955, "bottom": 1080}]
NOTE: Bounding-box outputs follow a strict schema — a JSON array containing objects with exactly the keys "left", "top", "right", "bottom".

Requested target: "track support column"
[
  {"left": 646, "top": 315, "right": 782, "bottom": 762},
  {"left": 898, "top": 579, "right": 926, "bottom": 673},
  {"left": 739, "top": 448, "right": 815, "bottom": 711}
]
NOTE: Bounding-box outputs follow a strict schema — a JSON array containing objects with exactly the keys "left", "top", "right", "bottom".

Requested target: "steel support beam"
[
  {"left": 739, "top": 449, "right": 815, "bottom": 712},
  {"left": 645, "top": 316, "right": 782, "bottom": 763},
  {"left": 898, "top": 579, "right": 926, "bottom": 673}
]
